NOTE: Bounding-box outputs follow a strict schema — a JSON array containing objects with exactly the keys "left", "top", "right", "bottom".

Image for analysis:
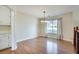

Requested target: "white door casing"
[{"left": 10, "top": 9, "right": 17, "bottom": 50}]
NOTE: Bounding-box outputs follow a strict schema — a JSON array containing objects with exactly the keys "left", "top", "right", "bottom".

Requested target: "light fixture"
[
  {"left": 40, "top": 10, "right": 49, "bottom": 23},
  {"left": 43, "top": 10, "right": 46, "bottom": 20}
]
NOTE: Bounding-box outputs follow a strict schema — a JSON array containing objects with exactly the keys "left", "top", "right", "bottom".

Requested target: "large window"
[{"left": 46, "top": 20, "right": 57, "bottom": 34}]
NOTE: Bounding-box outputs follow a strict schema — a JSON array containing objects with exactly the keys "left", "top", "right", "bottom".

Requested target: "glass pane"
[{"left": 46, "top": 20, "right": 57, "bottom": 34}]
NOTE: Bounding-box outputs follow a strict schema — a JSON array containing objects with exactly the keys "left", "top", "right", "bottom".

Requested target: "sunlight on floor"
[{"left": 47, "top": 40, "right": 57, "bottom": 54}]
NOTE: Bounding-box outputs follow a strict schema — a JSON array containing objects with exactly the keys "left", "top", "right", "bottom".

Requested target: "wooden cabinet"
[{"left": 0, "top": 33, "right": 11, "bottom": 50}]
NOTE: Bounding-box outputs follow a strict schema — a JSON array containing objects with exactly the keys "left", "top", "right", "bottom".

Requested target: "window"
[{"left": 46, "top": 20, "right": 57, "bottom": 34}]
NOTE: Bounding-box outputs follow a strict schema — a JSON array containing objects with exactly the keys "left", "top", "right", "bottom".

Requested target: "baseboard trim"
[
  {"left": 61, "top": 39, "right": 73, "bottom": 44},
  {"left": 16, "top": 36, "right": 38, "bottom": 43}
]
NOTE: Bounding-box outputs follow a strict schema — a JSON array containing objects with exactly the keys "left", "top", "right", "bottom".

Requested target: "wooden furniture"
[
  {"left": 73, "top": 26, "right": 79, "bottom": 53},
  {"left": 73, "top": 26, "right": 78, "bottom": 49},
  {"left": 76, "top": 30, "right": 79, "bottom": 53}
]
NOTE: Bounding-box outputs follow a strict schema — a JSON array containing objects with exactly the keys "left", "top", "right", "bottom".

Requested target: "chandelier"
[{"left": 40, "top": 10, "right": 48, "bottom": 23}]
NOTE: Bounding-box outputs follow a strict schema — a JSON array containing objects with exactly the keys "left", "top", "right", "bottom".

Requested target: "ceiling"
[{"left": 9, "top": 5, "right": 79, "bottom": 18}]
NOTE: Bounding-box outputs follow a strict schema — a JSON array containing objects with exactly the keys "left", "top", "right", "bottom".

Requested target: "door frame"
[{"left": 1, "top": 5, "right": 17, "bottom": 50}]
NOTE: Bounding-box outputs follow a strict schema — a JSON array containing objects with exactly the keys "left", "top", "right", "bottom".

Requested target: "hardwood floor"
[{"left": 0, "top": 37, "right": 76, "bottom": 54}]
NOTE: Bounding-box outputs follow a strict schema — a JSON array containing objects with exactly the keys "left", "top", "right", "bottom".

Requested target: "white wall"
[
  {"left": 61, "top": 13, "right": 73, "bottom": 42},
  {"left": 73, "top": 10, "right": 79, "bottom": 26},
  {"left": 61, "top": 11, "right": 79, "bottom": 43},
  {"left": 15, "top": 11, "right": 38, "bottom": 42}
]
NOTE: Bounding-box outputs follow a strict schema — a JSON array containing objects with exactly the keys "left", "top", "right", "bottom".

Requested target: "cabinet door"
[
  {"left": 0, "top": 34, "right": 10, "bottom": 50},
  {"left": 8, "top": 34, "right": 11, "bottom": 47},
  {"left": 0, "top": 6, "right": 10, "bottom": 25}
]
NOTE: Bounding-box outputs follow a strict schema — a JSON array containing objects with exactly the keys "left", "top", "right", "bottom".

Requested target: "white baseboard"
[
  {"left": 16, "top": 36, "right": 37, "bottom": 43},
  {"left": 63, "top": 39, "right": 73, "bottom": 44},
  {"left": 11, "top": 45, "right": 17, "bottom": 51}
]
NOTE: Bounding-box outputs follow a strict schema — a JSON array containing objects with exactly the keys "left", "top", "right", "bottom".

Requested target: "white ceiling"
[{"left": 9, "top": 5, "right": 79, "bottom": 18}]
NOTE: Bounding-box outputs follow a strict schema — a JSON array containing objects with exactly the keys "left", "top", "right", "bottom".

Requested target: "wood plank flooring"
[{"left": 0, "top": 37, "right": 76, "bottom": 54}]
